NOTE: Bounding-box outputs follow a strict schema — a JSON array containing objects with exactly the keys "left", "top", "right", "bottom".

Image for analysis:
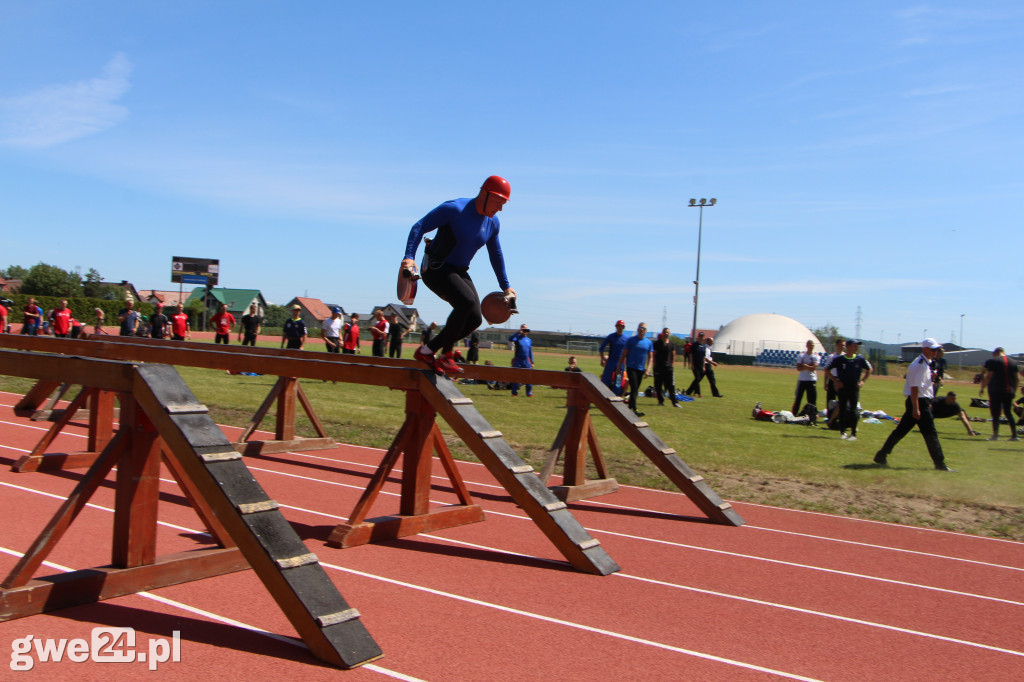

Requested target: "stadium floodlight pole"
[{"left": 688, "top": 197, "right": 717, "bottom": 340}]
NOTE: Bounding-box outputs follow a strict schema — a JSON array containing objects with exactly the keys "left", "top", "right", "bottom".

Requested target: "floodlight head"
[
  {"left": 699, "top": 198, "right": 707, "bottom": 205},
  {"left": 709, "top": 198, "right": 717, "bottom": 205},
  {"left": 689, "top": 198, "right": 697, "bottom": 206}
]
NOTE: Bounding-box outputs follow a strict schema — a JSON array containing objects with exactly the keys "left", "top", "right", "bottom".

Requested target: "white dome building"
[{"left": 710, "top": 313, "right": 823, "bottom": 359}]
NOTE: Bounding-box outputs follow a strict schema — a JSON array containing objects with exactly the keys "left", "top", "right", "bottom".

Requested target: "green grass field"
[{"left": 2, "top": 341, "right": 1021, "bottom": 539}]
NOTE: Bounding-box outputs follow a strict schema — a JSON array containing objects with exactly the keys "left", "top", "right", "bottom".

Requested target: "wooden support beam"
[
  {"left": 2, "top": 433, "right": 126, "bottom": 589},
  {"left": 0, "top": 549, "right": 248, "bottom": 620},
  {"left": 541, "top": 389, "right": 619, "bottom": 502},
  {"left": 130, "top": 363, "right": 382, "bottom": 668},
  {"left": 112, "top": 397, "right": 162, "bottom": 568},
  {"left": 327, "top": 390, "right": 485, "bottom": 549},
  {"left": 87, "top": 389, "right": 116, "bottom": 453},
  {"left": 578, "top": 373, "right": 745, "bottom": 526},
  {"left": 419, "top": 373, "right": 620, "bottom": 576}
]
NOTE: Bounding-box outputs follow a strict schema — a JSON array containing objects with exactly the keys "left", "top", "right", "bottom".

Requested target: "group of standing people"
[
  {"left": 6, "top": 297, "right": 85, "bottom": 337},
  {"left": 787, "top": 335, "right": 1022, "bottom": 471},
  {"left": 596, "top": 321, "right": 711, "bottom": 415},
  {"left": 1, "top": 297, "right": 195, "bottom": 341}
]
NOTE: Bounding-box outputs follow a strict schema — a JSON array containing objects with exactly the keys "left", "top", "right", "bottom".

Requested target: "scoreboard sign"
[{"left": 171, "top": 257, "right": 219, "bottom": 286}]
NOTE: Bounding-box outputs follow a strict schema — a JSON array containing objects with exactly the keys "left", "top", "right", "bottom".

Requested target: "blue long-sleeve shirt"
[
  {"left": 510, "top": 332, "right": 533, "bottom": 366},
  {"left": 405, "top": 197, "right": 510, "bottom": 290}
]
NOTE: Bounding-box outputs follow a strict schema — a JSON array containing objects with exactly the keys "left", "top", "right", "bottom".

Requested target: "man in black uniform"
[
  {"left": 149, "top": 303, "right": 169, "bottom": 339},
  {"left": 280, "top": 305, "right": 306, "bottom": 350},
  {"left": 979, "top": 347, "right": 1020, "bottom": 441},
  {"left": 387, "top": 313, "right": 408, "bottom": 358},
  {"left": 653, "top": 328, "right": 680, "bottom": 408},
  {"left": 239, "top": 303, "right": 262, "bottom": 346},
  {"left": 684, "top": 331, "right": 706, "bottom": 396},
  {"left": 830, "top": 339, "right": 871, "bottom": 441}
]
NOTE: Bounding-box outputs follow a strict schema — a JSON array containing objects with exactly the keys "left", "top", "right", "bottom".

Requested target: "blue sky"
[{"left": 2, "top": 2, "right": 1022, "bottom": 351}]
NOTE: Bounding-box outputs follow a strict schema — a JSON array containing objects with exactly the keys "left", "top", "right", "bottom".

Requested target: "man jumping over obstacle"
[{"left": 402, "top": 175, "right": 517, "bottom": 376}]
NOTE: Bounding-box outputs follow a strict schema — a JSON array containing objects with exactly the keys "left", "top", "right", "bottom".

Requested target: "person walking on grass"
[
  {"left": 701, "top": 336, "right": 723, "bottom": 398},
  {"left": 684, "top": 331, "right": 707, "bottom": 397},
  {"left": 979, "top": 347, "right": 1020, "bottom": 441},
  {"left": 873, "top": 338, "right": 952, "bottom": 470},
  {"left": 618, "top": 322, "right": 654, "bottom": 415},
  {"left": 653, "top": 327, "right": 681, "bottom": 408},
  {"left": 599, "top": 320, "right": 629, "bottom": 395}
]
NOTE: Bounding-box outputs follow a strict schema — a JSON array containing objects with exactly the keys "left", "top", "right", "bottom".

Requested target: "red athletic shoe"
[
  {"left": 436, "top": 352, "right": 464, "bottom": 375},
  {"left": 414, "top": 347, "right": 444, "bottom": 375}
]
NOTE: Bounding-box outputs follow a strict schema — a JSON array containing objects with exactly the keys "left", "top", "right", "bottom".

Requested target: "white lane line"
[
  {"left": 317, "top": 557, "right": 823, "bottom": 681},
  {"left": 416, "top": 533, "right": 1024, "bottom": 659},
  {"left": 742, "top": 524, "right": 1024, "bottom": 572},
  {"left": 588, "top": 525, "right": 1024, "bottom": 608},
  {"left": 0, "top": 547, "right": 423, "bottom": 681},
  {"left": 562, "top": 496, "right": 1024, "bottom": 572},
  {"left": 0, "top": 418, "right": 88, "bottom": 436},
  {"left": 236, "top": 465, "right": 1024, "bottom": 607}
]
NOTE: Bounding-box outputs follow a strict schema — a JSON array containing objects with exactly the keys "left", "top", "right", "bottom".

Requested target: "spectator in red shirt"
[
  {"left": 170, "top": 303, "right": 191, "bottom": 341},
  {"left": 50, "top": 299, "right": 73, "bottom": 337},
  {"left": 342, "top": 313, "right": 360, "bottom": 354},
  {"left": 370, "top": 309, "right": 389, "bottom": 357},
  {"left": 210, "top": 303, "right": 236, "bottom": 344}
]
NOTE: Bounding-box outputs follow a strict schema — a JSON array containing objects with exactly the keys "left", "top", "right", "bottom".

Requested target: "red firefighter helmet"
[{"left": 480, "top": 175, "right": 511, "bottom": 201}]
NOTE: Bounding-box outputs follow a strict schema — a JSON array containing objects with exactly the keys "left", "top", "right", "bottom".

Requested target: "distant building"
[
  {"left": 0, "top": 276, "right": 21, "bottom": 293},
  {"left": 372, "top": 303, "right": 420, "bottom": 334},
  {"left": 138, "top": 289, "right": 191, "bottom": 309},
  {"left": 187, "top": 288, "right": 267, "bottom": 330},
  {"left": 98, "top": 281, "right": 142, "bottom": 302},
  {"left": 287, "top": 297, "right": 334, "bottom": 331}
]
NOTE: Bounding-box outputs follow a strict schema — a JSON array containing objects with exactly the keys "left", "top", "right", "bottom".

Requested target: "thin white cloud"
[{"left": 0, "top": 53, "right": 132, "bottom": 148}]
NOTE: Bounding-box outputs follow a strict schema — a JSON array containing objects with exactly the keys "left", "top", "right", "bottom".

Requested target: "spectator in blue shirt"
[
  {"left": 618, "top": 322, "right": 654, "bottom": 415},
  {"left": 509, "top": 324, "right": 533, "bottom": 397}
]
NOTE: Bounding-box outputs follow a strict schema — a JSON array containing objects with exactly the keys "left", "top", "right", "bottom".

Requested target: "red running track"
[{"left": 0, "top": 388, "right": 1021, "bottom": 680}]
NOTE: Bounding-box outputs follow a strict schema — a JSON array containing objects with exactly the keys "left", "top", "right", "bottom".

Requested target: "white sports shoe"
[
  {"left": 840, "top": 433, "right": 848, "bottom": 440},
  {"left": 847, "top": 436, "right": 857, "bottom": 442}
]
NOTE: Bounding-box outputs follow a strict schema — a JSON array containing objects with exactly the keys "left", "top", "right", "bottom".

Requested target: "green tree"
[
  {"left": 263, "top": 304, "right": 289, "bottom": 328},
  {"left": 1, "top": 265, "right": 28, "bottom": 280},
  {"left": 83, "top": 268, "right": 105, "bottom": 298},
  {"left": 21, "top": 263, "right": 83, "bottom": 298},
  {"left": 811, "top": 323, "right": 842, "bottom": 348}
]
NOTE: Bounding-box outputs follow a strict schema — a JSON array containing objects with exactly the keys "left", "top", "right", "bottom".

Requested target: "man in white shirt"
[
  {"left": 873, "top": 338, "right": 952, "bottom": 471},
  {"left": 321, "top": 307, "right": 343, "bottom": 353},
  {"left": 792, "top": 339, "right": 819, "bottom": 414}
]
